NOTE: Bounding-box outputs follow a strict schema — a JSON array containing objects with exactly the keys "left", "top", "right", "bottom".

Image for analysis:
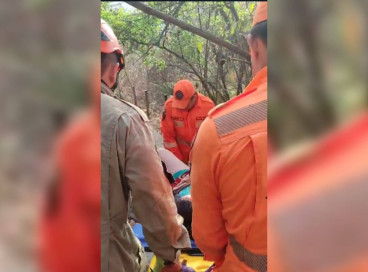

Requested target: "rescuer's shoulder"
[
  {"left": 207, "top": 91, "right": 267, "bottom": 139},
  {"left": 208, "top": 103, "right": 225, "bottom": 117},
  {"left": 121, "top": 100, "right": 149, "bottom": 122},
  {"left": 101, "top": 92, "right": 149, "bottom": 123},
  {"left": 209, "top": 89, "right": 266, "bottom": 119}
]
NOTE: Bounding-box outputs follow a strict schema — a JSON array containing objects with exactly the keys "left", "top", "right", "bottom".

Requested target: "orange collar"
[
  {"left": 195, "top": 93, "right": 204, "bottom": 109},
  {"left": 244, "top": 66, "right": 267, "bottom": 95}
]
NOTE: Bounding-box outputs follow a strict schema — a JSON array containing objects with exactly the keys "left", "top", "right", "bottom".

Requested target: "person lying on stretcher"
[
  {"left": 158, "top": 148, "right": 193, "bottom": 239},
  {"left": 128, "top": 148, "right": 193, "bottom": 234},
  {"left": 157, "top": 149, "right": 214, "bottom": 272}
]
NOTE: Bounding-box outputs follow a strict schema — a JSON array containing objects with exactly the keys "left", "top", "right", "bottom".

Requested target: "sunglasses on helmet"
[{"left": 117, "top": 53, "right": 125, "bottom": 71}]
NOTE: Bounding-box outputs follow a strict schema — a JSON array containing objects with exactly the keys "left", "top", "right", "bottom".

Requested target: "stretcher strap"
[{"left": 229, "top": 236, "right": 267, "bottom": 272}]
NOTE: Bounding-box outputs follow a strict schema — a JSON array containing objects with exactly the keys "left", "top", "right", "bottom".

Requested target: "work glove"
[
  {"left": 181, "top": 260, "right": 195, "bottom": 272},
  {"left": 152, "top": 257, "right": 181, "bottom": 272}
]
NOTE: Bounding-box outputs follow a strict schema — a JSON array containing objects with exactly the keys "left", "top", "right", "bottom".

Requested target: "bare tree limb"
[
  {"left": 229, "top": 57, "right": 251, "bottom": 64},
  {"left": 218, "top": 7, "right": 231, "bottom": 31},
  {"left": 226, "top": 2, "right": 239, "bottom": 22},
  {"left": 197, "top": 2, "right": 202, "bottom": 29},
  {"left": 155, "top": 2, "right": 184, "bottom": 46},
  {"left": 124, "top": 1, "right": 249, "bottom": 59},
  {"left": 160, "top": 45, "right": 201, "bottom": 79}
]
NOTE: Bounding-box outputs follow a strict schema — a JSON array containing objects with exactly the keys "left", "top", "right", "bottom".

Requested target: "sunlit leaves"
[{"left": 101, "top": 1, "right": 256, "bottom": 102}]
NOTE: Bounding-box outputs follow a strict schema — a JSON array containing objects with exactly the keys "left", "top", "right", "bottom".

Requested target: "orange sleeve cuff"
[{"left": 203, "top": 253, "right": 225, "bottom": 263}]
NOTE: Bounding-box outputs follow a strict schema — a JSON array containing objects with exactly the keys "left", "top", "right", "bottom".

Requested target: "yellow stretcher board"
[{"left": 149, "top": 253, "right": 214, "bottom": 272}]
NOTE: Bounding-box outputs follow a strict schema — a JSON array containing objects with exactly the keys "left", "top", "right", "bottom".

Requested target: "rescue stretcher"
[{"left": 133, "top": 223, "right": 214, "bottom": 272}]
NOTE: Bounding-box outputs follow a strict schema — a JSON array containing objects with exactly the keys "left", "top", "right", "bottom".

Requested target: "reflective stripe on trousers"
[
  {"left": 229, "top": 236, "right": 267, "bottom": 272},
  {"left": 164, "top": 141, "right": 178, "bottom": 148},
  {"left": 176, "top": 138, "right": 191, "bottom": 147}
]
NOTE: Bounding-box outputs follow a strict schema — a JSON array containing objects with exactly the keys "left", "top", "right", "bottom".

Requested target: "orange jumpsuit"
[
  {"left": 161, "top": 93, "right": 214, "bottom": 164},
  {"left": 268, "top": 114, "right": 368, "bottom": 272},
  {"left": 190, "top": 67, "right": 268, "bottom": 272},
  {"left": 40, "top": 111, "right": 100, "bottom": 272}
]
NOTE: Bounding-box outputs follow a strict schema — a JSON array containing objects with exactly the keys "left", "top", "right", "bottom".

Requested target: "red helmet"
[{"left": 101, "top": 19, "right": 122, "bottom": 54}]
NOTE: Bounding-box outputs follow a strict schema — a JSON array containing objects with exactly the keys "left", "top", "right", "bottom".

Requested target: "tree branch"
[
  {"left": 226, "top": 2, "right": 239, "bottom": 22},
  {"left": 160, "top": 45, "right": 201, "bottom": 79},
  {"left": 229, "top": 57, "right": 251, "bottom": 65},
  {"left": 218, "top": 7, "right": 231, "bottom": 30},
  {"left": 155, "top": 2, "right": 184, "bottom": 46},
  {"left": 124, "top": 1, "right": 249, "bottom": 59}
]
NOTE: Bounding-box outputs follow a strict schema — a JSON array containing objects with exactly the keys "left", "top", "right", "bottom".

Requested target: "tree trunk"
[{"left": 145, "top": 90, "right": 150, "bottom": 118}]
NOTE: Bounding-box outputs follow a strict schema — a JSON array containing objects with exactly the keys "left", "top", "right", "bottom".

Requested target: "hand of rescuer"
[{"left": 181, "top": 259, "right": 196, "bottom": 272}]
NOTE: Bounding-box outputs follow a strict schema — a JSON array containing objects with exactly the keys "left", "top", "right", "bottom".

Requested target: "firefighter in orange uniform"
[
  {"left": 268, "top": 114, "right": 368, "bottom": 272},
  {"left": 190, "top": 3, "right": 267, "bottom": 272},
  {"left": 161, "top": 80, "right": 214, "bottom": 164},
  {"left": 39, "top": 76, "right": 100, "bottom": 272}
]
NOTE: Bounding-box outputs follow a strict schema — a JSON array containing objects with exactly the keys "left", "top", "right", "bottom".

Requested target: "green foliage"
[
  {"left": 101, "top": 1, "right": 256, "bottom": 103},
  {"left": 249, "top": 2, "right": 256, "bottom": 13}
]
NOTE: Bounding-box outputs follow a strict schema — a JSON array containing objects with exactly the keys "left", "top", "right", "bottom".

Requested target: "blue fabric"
[
  {"left": 190, "top": 239, "right": 197, "bottom": 249},
  {"left": 133, "top": 223, "right": 197, "bottom": 249},
  {"left": 178, "top": 186, "right": 191, "bottom": 197},
  {"left": 173, "top": 169, "right": 189, "bottom": 180},
  {"left": 132, "top": 223, "right": 149, "bottom": 249}
]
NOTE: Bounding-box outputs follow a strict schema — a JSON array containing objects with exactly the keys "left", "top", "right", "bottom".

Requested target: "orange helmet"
[
  {"left": 101, "top": 19, "right": 122, "bottom": 54},
  {"left": 253, "top": 2, "right": 267, "bottom": 26},
  {"left": 101, "top": 19, "right": 125, "bottom": 71}
]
